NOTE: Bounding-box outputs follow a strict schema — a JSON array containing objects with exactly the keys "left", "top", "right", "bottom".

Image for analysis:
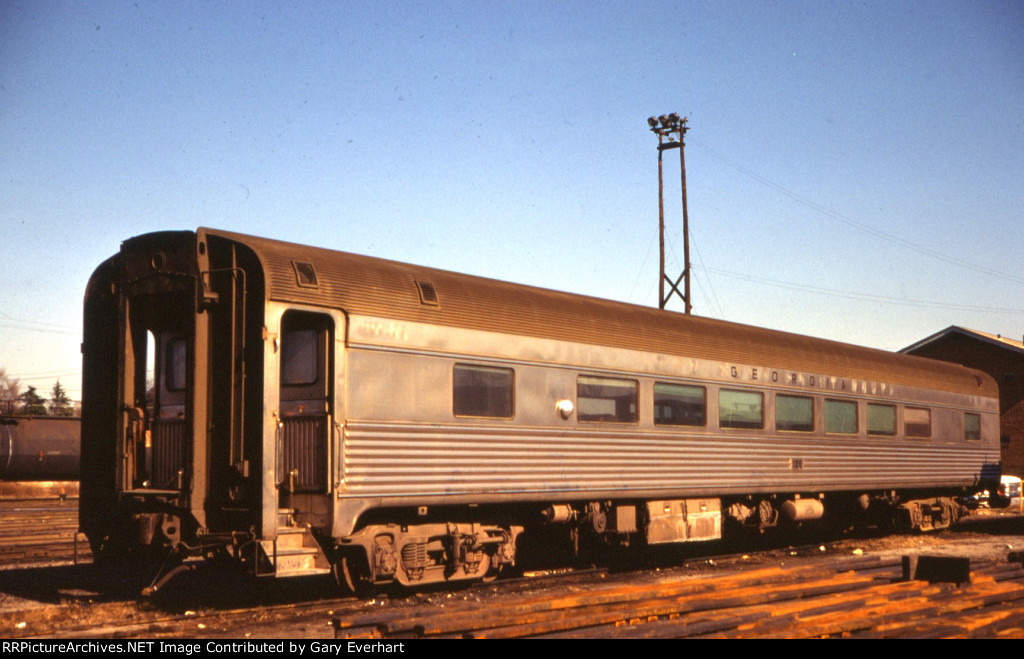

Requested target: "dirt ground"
[{"left": 1, "top": 507, "right": 1021, "bottom": 638}]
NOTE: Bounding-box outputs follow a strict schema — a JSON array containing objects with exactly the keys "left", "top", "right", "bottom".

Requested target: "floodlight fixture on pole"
[{"left": 648, "top": 113, "right": 692, "bottom": 313}]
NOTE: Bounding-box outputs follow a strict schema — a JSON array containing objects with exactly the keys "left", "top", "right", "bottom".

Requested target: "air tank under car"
[{"left": 0, "top": 416, "right": 80, "bottom": 481}]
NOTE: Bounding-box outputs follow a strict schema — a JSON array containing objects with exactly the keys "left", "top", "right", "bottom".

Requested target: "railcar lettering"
[
  {"left": 356, "top": 320, "right": 408, "bottom": 343},
  {"left": 727, "top": 364, "right": 892, "bottom": 396}
]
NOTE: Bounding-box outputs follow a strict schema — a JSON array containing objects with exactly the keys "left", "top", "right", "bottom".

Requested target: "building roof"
[{"left": 901, "top": 326, "right": 1024, "bottom": 357}]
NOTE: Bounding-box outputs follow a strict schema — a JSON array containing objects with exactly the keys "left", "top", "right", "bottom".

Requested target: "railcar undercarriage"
[
  {"left": 329, "top": 491, "right": 969, "bottom": 594},
  {"left": 333, "top": 522, "right": 521, "bottom": 594},
  {"left": 95, "top": 488, "right": 975, "bottom": 598},
  {"left": 723, "top": 491, "right": 968, "bottom": 535},
  {"left": 96, "top": 485, "right": 973, "bottom": 598}
]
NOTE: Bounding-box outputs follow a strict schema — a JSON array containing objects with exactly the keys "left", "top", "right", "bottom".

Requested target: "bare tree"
[{"left": 0, "top": 367, "right": 21, "bottom": 415}]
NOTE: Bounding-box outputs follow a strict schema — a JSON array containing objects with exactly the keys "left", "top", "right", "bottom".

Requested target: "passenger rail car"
[{"left": 81, "top": 229, "right": 1000, "bottom": 592}]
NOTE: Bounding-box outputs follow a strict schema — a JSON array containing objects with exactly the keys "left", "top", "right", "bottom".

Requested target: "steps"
[{"left": 259, "top": 512, "right": 331, "bottom": 578}]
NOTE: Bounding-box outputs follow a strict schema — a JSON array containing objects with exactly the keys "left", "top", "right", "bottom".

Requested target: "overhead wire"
[
  {"left": 0, "top": 311, "right": 77, "bottom": 335},
  {"left": 637, "top": 135, "right": 1024, "bottom": 318},
  {"left": 690, "top": 138, "right": 1024, "bottom": 287},
  {"left": 700, "top": 265, "right": 1021, "bottom": 314}
]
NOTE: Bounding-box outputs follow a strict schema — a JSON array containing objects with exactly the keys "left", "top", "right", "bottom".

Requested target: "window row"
[
  {"left": 451, "top": 365, "right": 982, "bottom": 441},
  {"left": 714, "top": 390, "right": 936, "bottom": 437}
]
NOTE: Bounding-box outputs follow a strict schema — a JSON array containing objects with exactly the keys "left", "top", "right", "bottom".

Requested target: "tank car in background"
[
  {"left": 0, "top": 416, "right": 79, "bottom": 481},
  {"left": 80, "top": 229, "right": 1001, "bottom": 593}
]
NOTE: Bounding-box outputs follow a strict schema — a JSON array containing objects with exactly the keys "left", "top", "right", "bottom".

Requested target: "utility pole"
[{"left": 647, "top": 113, "right": 691, "bottom": 313}]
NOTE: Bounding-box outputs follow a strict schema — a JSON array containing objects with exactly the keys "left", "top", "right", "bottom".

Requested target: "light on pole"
[{"left": 648, "top": 113, "right": 691, "bottom": 313}]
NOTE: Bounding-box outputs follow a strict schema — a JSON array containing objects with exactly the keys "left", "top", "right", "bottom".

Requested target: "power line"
[
  {"left": 691, "top": 138, "right": 1024, "bottom": 287},
  {"left": 0, "top": 311, "right": 77, "bottom": 335},
  {"left": 663, "top": 222, "right": 726, "bottom": 319},
  {"left": 699, "top": 265, "right": 1022, "bottom": 314},
  {"left": 690, "top": 233, "right": 725, "bottom": 320},
  {"left": 5, "top": 368, "right": 81, "bottom": 380}
]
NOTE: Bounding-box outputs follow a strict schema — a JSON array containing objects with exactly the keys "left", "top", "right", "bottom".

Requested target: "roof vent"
[
  {"left": 416, "top": 280, "right": 439, "bottom": 307},
  {"left": 292, "top": 261, "right": 318, "bottom": 288}
]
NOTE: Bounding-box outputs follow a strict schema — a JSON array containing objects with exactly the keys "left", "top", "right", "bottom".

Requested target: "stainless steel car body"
[{"left": 80, "top": 228, "right": 1001, "bottom": 589}]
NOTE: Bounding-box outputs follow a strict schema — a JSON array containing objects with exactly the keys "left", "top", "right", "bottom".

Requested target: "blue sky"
[{"left": 2, "top": 0, "right": 1022, "bottom": 401}]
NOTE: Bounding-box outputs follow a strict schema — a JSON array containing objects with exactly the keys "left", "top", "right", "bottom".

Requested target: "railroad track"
[
  {"left": 1, "top": 505, "right": 1021, "bottom": 638},
  {"left": 334, "top": 554, "right": 1024, "bottom": 638},
  {"left": 0, "top": 497, "right": 90, "bottom": 565},
  {"left": 3, "top": 540, "right": 1023, "bottom": 638}
]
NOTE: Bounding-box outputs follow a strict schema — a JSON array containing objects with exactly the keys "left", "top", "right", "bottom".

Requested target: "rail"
[{"left": 334, "top": 555, "right": 1024, "bottom": 638}]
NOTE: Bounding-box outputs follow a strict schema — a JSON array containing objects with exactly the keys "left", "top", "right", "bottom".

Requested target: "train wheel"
[
  {"left": 333, "top": 550, "right": 373, "bottom": 598},
  {"left": 480, "top": 556, "right": 504, "bottom": 583}
]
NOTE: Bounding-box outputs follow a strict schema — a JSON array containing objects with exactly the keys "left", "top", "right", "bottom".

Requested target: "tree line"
[{"left": 0, "top": 367, "right": 78, "bottom": 417}]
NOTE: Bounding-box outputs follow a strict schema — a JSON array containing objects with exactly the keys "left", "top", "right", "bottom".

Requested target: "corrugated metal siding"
[
  {"left": 202, "top": 228, "right": 996, "bottom": 398},
  {"left": 343, "top": 422, "right": 997, "bottom": 499},
  {"left": 280, "top": 415, "right": 328, "bottom": 492},
  {"left": 151, "top": 418, "right": 187, "bottom": 489}
]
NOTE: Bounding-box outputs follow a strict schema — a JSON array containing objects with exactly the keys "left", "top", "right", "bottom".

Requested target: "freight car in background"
[
  {"left": 0, "top": 415, "right": 79, "bottom": 481},
  {"left": 80, "top": 228, "right": 1001, "bottom": 594}
]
